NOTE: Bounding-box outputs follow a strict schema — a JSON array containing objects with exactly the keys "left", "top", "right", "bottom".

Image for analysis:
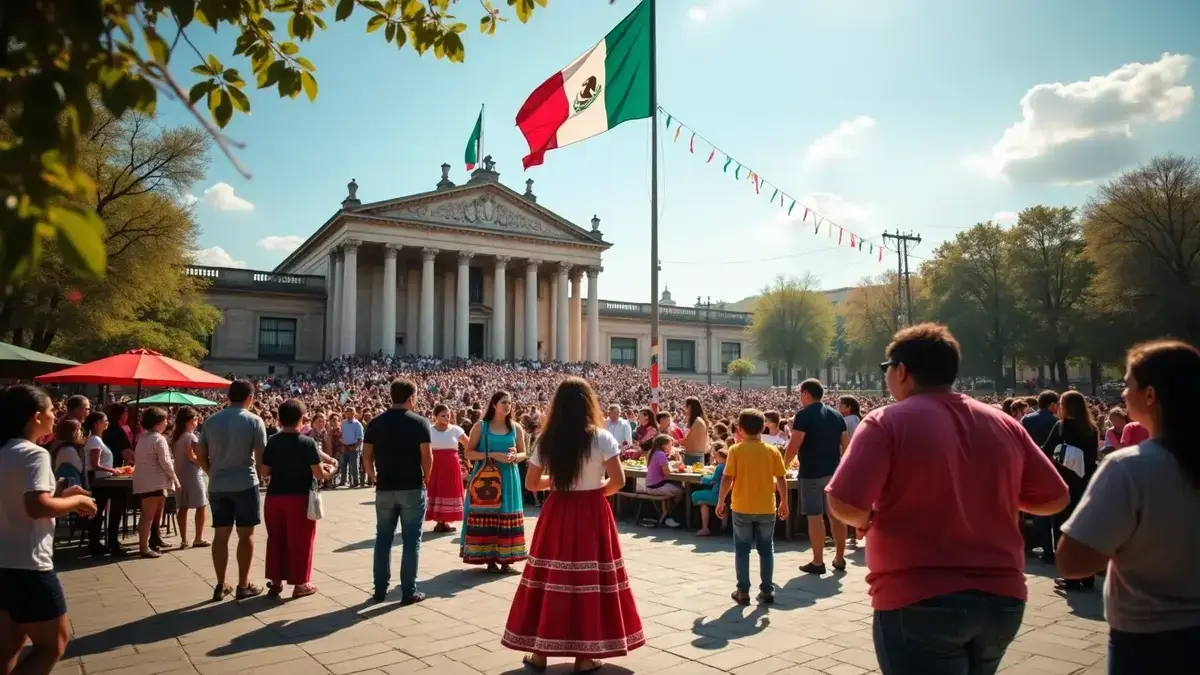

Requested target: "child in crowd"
[
  {"left": 641, "top": 434, "right": 683, "bottom": 528},
  {"left": 692, "top": 444, "right": 728, "bottom": 536},
  {"left": 717, "top": 409, "right": 788, "bottom": 605}
]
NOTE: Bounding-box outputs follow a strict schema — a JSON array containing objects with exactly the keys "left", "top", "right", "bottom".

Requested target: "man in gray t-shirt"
[{"left": 195, "top": 379, "right": 268, "bottom": 601}]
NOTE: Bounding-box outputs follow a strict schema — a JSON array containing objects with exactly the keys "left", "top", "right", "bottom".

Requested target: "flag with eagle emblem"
[{"left": 515, "top": 0, "right": 652, "bottom": 169}]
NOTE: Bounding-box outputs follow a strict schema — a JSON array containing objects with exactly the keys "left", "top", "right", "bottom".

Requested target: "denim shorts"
[
  {"left": 799, "top": 475, "right": 832, "bottom": 516},
  {"left": 209, "top": 487, "right": 262, "bottom": 528}
]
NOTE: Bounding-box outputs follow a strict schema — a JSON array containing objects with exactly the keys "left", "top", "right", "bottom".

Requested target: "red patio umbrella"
[{"left": 36, "top": 349, "right": 231, "bottom": 408}]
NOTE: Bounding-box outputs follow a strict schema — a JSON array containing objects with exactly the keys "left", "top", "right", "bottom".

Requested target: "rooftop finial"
[
  {"left": 342, "top": 178, "right": 361, "bottom": 209},
  {"left": 524, "top": 178, "right": 537, "bottom": 203},
  {"left": 437, "top": 163, "right": 455, "bottom": 190}
]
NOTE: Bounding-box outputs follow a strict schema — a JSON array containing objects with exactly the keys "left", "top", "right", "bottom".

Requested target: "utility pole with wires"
[{"left": 882, "top": 230, "right": 922, "bottom": 327}]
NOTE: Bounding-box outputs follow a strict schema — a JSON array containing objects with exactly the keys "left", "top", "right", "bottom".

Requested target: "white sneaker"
[{"left": 665, "top": 517, "right": 681, "bottom": 528}]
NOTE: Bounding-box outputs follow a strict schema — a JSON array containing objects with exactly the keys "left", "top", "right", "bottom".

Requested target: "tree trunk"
[
  {"left": 738, "top": 377, "right": 744, "bottom": 391},
  {"left": 1089, "top": 359, "right": 1101, "bottom": 396},
  {"left": 11, "top": 327, "right": 26, "bottom": 347},
  {"left": 825, "top": 363, "right": 833, "bottom": 385},
  {"left": 1055, "top": 358, "right": 1070, "bottom": 390},
  {"left": 1010, "top": 353, "right": 1018, "bottom": 391},
  {"left": 785, "top": 360, "right": 793, "bottom": 393}
]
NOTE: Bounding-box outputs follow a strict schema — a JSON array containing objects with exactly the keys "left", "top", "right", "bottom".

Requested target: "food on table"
[{"left": 690, "top": 463, "right": 704, "bottom": 473}]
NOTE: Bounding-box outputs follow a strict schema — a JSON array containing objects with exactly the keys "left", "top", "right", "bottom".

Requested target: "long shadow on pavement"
[
  {"left": 65, "top": 597, "right": 272, "bottom": 658},
  {"left": 691, "top": 604, "right": 771, "bottom": 648}
]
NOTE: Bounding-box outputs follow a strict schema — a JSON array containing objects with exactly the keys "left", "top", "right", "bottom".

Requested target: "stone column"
[
  {"left": 456, "top": 251, "right": 474, "bottom": 358},
  {"left": 404, "top": 266, "right": 418, "bottom": 355},
  {"left": 329, "top": 249, "right": 343, "bottom": 358},
  {"left": 492, "top": 256, "right": 509, "bottom": 360},
  {"left": 524, "top": 260, "right": 540, "bottom": 361},
  {"left": 340, "top": 240, "right": 359, "bottom": 356},
  {"left": 381, "top": 244, "right": 399, "bottom": 356},
  {"left": 569, "top": 270, "right": 582, "bottom": 362},
  {"left": 555, "top": 262, "right": 570, "bottom": 362},
  {"left": 419, "top": 247, "right": 437, "bottom": 356},
  {"left": 587, "top": 266, "right": 601, "bottom": 362},
  {"left": 442, "top": 269, "right": 455, "bottom": 358}
]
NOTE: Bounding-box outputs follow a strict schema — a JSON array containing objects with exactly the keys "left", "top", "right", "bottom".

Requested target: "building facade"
[{"left": 197, "top": 160, "right": 769, "bottom": 386}]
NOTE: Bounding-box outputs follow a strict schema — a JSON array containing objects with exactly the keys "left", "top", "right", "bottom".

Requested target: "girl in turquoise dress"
[{"left": 461, "top": 391, "right": 528, "bottom": 572}]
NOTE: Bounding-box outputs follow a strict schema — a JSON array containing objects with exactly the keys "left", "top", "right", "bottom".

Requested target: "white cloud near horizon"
[
  {"left": 804, "top": 116, "right": 878, "bottom": 167},
  {"left": 189, "top": 247, "right": 246, "bottom": 268},
  {"left": 257, "top": 235, "right": 305, "bottom": 254},
  {"left": 992, "top": 211, "right": 1019, "bottom": 224},
  {"left": 967, "top": 53, "right": 1194, "bottom": 184},
  {"left": 183, "top": 182, "right": 255, "bottom": 211}
]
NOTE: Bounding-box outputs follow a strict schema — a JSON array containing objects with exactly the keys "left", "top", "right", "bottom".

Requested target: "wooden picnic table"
[{"left": 620, "top": 465, "right": 801, "bottom": 537}]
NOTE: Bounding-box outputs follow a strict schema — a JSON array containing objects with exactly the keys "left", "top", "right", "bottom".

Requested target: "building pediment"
[{"left": 355, "top": 184, "right": 605, "bottom": 247}]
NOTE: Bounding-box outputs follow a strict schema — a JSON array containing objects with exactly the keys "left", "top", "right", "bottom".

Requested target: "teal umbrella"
[{"left": 132, "top": 391, "right": 219, "bottom": 407}]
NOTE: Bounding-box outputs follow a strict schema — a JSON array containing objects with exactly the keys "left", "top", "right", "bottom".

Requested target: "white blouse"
[
  {"left": 430, "top": 424, "right": 466, "bottom": 450},
  {"left": 530, "top": 429, "right": 620, "bottom": 491},
  {"left": 84, "top": 434, "right": 114, "bottom": 471}
]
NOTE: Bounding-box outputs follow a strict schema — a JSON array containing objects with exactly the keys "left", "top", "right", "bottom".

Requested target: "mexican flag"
[
  {"left": 516, "top": 0, "right": 652, "bottom": 169},
  {"left": 464, "top": 107, "right": 483, "bottom": 170}
]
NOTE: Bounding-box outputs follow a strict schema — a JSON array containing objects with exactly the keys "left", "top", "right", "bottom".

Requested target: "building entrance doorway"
[{"left": 468, "top": 323, "right": 484, "bottom": 359}]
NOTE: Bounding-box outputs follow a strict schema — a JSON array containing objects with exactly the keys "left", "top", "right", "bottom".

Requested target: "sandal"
[
  {"left": 522, "top": 655, "right": 547, "bottom": 672},
  {"left": 574, "top": 659, "right": 604, "bottom": 673},
  {"left": 138, "top": 550, "right": 161, "bottom": 559},
  {"left": 695, "top": 529, "right": 712, "bottom": 537},
  {"left": 292, "top": 583, "right": 319, "bottom": 598},
  {"left": 831, "top": 557, "right": 847, "bottom": 572},
  {"left": 267, "top": 581, "right": 283, "bottom": 597},
  {"left": 192, "top": 540, "right": 211, "bottom": 548},
  {"left": 235, "top": 583, "right": 264, "bottom": 600},
  {"left": 178, "top": 541, "right": 190, "bottom": 550}
]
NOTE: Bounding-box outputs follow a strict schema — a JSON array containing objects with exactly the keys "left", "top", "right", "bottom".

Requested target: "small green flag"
[{"left": 465, "top": 107, "right": 483, "bottom": 170}]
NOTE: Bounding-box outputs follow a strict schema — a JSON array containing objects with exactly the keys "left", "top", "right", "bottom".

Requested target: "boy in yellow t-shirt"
[{"left": 716, "top": 408, "right": 789, "bottom": 605}]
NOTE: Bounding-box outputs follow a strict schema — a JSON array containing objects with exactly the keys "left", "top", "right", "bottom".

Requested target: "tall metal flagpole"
[{"left": 648, "top": 0, "right": 660, "bottom": 412}]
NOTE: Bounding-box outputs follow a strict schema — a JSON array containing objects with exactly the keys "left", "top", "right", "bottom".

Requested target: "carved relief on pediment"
[{"left": 383, "top": 194, "right": 574, "bottom": 240}]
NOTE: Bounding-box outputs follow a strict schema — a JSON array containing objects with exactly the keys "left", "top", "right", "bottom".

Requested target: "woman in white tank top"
[{"left": 426, "top": 404, "right": 467, "bottom": 532}]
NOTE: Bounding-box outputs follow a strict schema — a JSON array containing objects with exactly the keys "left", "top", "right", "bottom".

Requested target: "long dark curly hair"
[
  {"left": 483, "top": 390, "right": 514, "bottom": 433},
  {"left": 537, "top": 377, "right": 605, "bottom": 492}
]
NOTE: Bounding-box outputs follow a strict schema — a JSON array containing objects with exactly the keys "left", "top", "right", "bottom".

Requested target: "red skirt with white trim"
[
  {"left": 426, "top": 450, "right": 464, "bottom": 522},
  {"left": 501, "top": 488, "right": 644, "bottom": 658}
]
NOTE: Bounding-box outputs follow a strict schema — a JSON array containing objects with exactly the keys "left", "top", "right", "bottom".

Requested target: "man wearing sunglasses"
[{"left": 825, "top": 323, "right": 1069, "bottom": 675}]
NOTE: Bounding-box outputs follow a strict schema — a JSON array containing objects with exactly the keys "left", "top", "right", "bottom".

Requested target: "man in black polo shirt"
[
  {"left": 364, "top": 379, "right": 432, "bottom": 605},
  {"left": 784, "top": 378, "right": 850, "bottom": 575}
]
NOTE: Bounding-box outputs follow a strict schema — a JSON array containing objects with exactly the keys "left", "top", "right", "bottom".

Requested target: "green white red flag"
[
  {"left": 464, "top": 107, "right": 483, "bottom": 170},
  {"left": 515, "top": 0, "right": 652, "bottom": 169}
]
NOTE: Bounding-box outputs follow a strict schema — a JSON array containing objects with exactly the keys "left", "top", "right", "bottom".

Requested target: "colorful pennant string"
[{"left": 658, "top": 105, "right": 886, "bottom": 262}]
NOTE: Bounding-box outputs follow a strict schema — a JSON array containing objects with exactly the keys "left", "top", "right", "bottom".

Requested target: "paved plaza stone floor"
[{"left": 54, "top": 489, "right": 1110, "bottom": 675}]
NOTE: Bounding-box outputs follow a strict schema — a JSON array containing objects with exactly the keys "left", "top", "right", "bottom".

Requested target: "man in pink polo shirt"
[{"left": 826, "top": 323, "right": 1069, "bottom": 675}]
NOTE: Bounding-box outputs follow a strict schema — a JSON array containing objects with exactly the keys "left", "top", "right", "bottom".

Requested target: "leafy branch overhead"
[{"left": 0, "top": 0, "right": 552, "bottom": 291}]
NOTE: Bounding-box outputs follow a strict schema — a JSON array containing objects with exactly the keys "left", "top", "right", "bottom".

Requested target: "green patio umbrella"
[
  {"left": 132, "top": 391, "right": 220, "bottom": 407},
  {"left": 0, "top": 341, "right": 78, "bottom": 379}
]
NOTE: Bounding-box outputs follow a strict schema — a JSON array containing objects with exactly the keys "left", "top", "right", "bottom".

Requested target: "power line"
[{"left": 882, "top": 231, "right": 922, "bottom": 325}]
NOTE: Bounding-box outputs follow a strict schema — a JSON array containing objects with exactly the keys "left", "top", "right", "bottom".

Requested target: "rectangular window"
[
  {"left": 720, "top": 342, "right": 741, "bottom": 373},
  {"left": 258, "top": 317, "right": 297, "bottom": 360},
  {"left": 469, "top": 267, "right": 484, "bottom": 304},
  {"left": 666, "top": 339, "right": 695, "bottom": 372},
  {"left": 610, "top": 337, "right": 637, "bottom": 366}
]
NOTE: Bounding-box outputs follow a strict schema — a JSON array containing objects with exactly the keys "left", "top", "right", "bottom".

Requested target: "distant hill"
[{"left": 720, "top": 286, "right": 855, "bottom": 314}]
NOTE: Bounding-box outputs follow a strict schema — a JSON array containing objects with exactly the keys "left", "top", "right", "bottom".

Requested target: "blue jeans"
[
  {"left": 340, "top": 450, "right": 361, "bottom": 487},
  {"left": 373, "top": 489, "right": 426, "bottom": 598},
  {"left": 1109, "top": 625, "right": 1200, "bottom": 674},
  {"left": 732, "top": 511, "right": 775, "bottom": 594},
  {"left": 873, "top": 590, "right": 1024, "bottom": 675}
]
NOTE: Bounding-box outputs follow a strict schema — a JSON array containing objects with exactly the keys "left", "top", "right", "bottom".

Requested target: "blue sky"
[{"left": 177, "top": 0, "right": 1200, "bottom": 306}]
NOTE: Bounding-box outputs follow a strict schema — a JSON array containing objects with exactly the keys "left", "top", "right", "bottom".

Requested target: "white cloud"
[
  {"left": 181, "top": 194, "right": 199, "bottom": 207},
  {"left": 257, "top": 235, "right": 305, "bottom": 253},
  {"left": 992, "top": 211, "right": 1019, "bottom": 225},
  {"left": 189, "top": 247, "right": 246, "bottom": 268},
  {"left": 687, "top": 0, "right": 752, "bottom": 22},
  {"left": 969, "top": 53, "right": 1194, "bottom": 184},
  {"left": 803, "top": 116, "right": 878, "bottom": 166},
  {"left": 761, "top": 192, "right": 877, "bottom": 237},
  {"left": 200, "top": 182, "right": 255, "bottom": 211}
]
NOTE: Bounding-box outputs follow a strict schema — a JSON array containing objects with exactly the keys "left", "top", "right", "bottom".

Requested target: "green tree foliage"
[
  {"left": 0, "top": 108, "right": 220, "bottom": 363},
  {"left": 825, "top": 314, "right": 849, "bottom": 385},
  {"left": 923, "top": 222, "right": 1019, "bottom": 392},
  {"left": 749, "top": 274, "right": 835, "bottom": 392},
  {"left": 1, "top": 0, "right": 553, "bottom": 291},
  {"left": 1007, "top": 206, "right": 1094, "bottom": 388},
  {"left": 842, "top": 271, "right": 928, "bottom": 365},
  {"left": 1083, "top": 154, "right": 1200, "bottom": 343},
  {"left": 726, "top": 358, "right": 754, "bottom": 390}
]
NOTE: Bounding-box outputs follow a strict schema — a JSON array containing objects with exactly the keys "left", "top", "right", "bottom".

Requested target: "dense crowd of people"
[{"left": 0, "top": 324, "right": 1196, "bottom": 675}]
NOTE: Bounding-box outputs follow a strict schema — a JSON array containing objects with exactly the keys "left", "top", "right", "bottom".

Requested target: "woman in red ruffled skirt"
[
  {"left": 426, "top": 404, "right": 467, "bottom": 532},
  {"left": 501, "top": 377, "right": 643, "bottom": 673}
]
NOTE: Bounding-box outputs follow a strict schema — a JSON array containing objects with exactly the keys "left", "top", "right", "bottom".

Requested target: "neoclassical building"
[{"left": 197, "top": 159, "right": 767, "bottom": 385}]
